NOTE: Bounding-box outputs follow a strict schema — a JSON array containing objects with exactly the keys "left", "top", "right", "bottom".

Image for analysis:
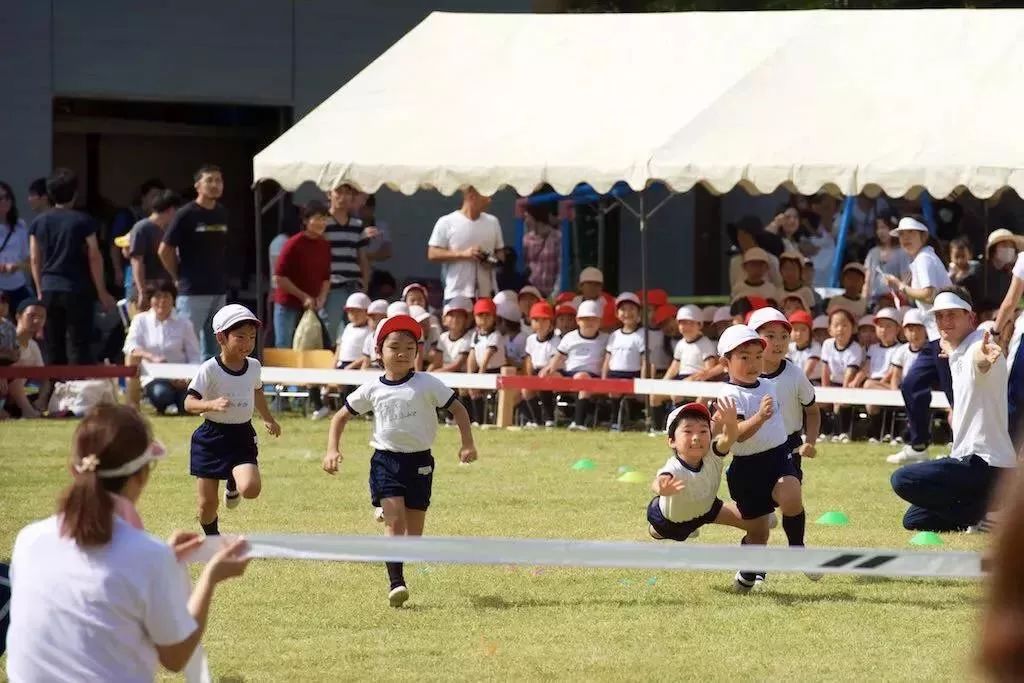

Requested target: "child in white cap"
[
  {"left": 541, "top": 299, "right": 608, "bottom": 431},
  {"left": 854, "top": 307, "right": 902, "bottom": 442},
  {"left": 334, "top": 292, "right": 372, "bottom": 370},
  {"left": 184, "top": 304, "right": 281, "bottom": 537},
  {"left": 432, "top": 297, "right": 473, "bottom": 373},
  {"left": 355, "top": 299, "right": 389, "bottom": 369},
  {"left": 602, "top": 293, "right": 646, "bottom": 431}
]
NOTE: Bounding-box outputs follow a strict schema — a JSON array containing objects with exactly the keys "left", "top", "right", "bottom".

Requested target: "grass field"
[{"left": 0, "top": 415, "right": 987, "bottom": 682}]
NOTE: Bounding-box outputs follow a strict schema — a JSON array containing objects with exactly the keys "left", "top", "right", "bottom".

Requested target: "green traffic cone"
[
  {"left": 815, "top": 511, "right": 850, "bottom": 526},
  {"left": 617, "top": 470, "right": 647, "bottom": 483},
  {"left": 909, "top": 531, "right": 944, "bottom": 546},
  {"left": 571, "top": 459, "right": 597, "bottom": 471},
  {"left": 617, "top": 465, "right": 636, "bottom": 474}
]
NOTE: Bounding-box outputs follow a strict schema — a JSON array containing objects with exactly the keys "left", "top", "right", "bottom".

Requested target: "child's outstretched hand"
[
  {"left": 265, "top": 418, "right": 281, "bottom": 437},
  {"left": 322, "top": 450, "right": 343, "bottom": 474},
  {"left": 458, "top": 445, "right": 478, "bottom": 463},
  {"left": 655, "top": 474, "right": 685, "bottom": 496},
  {"left": 798, "top": 442, "right": 817, "bottom": 459},
  {"left": 713, "top": 397, "right": 739, "bottom": 438},
  {"left": 756, "top": 395, "right": 774, "bottom": 420}
]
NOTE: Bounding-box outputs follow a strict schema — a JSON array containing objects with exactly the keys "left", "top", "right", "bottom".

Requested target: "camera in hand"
[{"left": 476, "top": 250, "right": 500, "bottom": 266}]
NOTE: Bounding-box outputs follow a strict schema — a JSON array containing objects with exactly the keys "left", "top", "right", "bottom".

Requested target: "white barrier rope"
[
  {"left": 142, "top": 362, "right": 950, "bottom": 409},
  {"left": 188, "top": 534, "right": 982, "bottom": 579}
]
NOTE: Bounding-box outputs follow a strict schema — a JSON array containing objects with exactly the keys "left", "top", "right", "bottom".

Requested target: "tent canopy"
[{"left": 254, "top": 9, "right": 1024, "bottom": 200}]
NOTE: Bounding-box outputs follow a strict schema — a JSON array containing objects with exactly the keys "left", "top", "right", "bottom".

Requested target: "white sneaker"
[
  {"left": 805, "top": 572, "right": 823, "bottom": 582},
  {"left": 164, "top": 405, "right": 179, "bottom": 416},
  {"left": 544, "top": 420, "right": 556, "bottom": 428},
  {"left": 830, "top": 434, "right": 842, "bottom": 443},
  {"left": 733, "top": 571, "right": 757, "bottom": 593},
  {"left": 816, "top": 434, "right": 827, "bottom": 444},
  {"left": 882, "top": 434, "right": 893, "bottom": 443},
  {"left": 868, "top": 437, "right": 879, "bottom": 444},
  {"left": 839, "top": 434, "right": 851, "bottom": 444},
  {"left": 388, "top": 585, "right": 409, "bottom": 608},
  {"left": 568, "top": 422, "right": 589, "bottom": 432},
  {"left": 523, "top": 422, "right": 539, "bottom": 430},
  {"left": 310, "top": 407, "right": 331, "bottom": 421},
  {"left": 886, "top": 445, "right": 929, "bottom": 465},
  {"left": 373, "top": 507, "right": 384, "bottom": 523},
  {"left": 224, "top": 490, "right": 241, "bottom": 510}
]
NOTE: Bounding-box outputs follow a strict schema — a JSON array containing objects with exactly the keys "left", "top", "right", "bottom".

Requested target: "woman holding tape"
[{"left": 6, "top": 405, "right": 250, "bottom": 682}]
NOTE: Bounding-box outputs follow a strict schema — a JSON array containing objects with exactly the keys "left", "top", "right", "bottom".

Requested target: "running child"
[
  {"left": 748, "top": 307, "right": 821, "bottom": 482},
  {"left": 541, "top": 300, "right": 608, "bottom": 431},
  {"left": 602, "top": 293, "right": 646, "bottom": 431},
  {"left": 322, "top": 314, "right": 477, "bottom": 608},
  {"left": 716, "top": 324, "right": 810, "bottom": 591},
  {"left": 185, "top": 304, "right": 281, "bottom": 536},
  {"left": 522, "top": 301, "right": 560, "bottom": 428},
  {"left": 647, "top": 398, "right": 753, "bottom": 543}
]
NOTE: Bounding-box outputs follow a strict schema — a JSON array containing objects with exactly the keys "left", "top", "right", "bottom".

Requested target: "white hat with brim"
[
  {"left": 345, "top": 292, "right": 371, "bottom": 310},
  {"left": 713, "top": 306, "right": 733, "bottom": 324},
  {"left": 747, "top": 307, "right": 791, "bottom": 332},
  {"left": 386, "top": 301, "right": 411, "bottom": 317},
  {"left": 368, "top": 299, "right": 389, "bottom": 315},
  {"left": 577, "top": 300, "right": 602, "bottom": 319},
  {"left": 873, "top": 307, "right": 900, "bottom": 324},
  {"left": 986, "top": 228, "right": 1024, "bottom": 251},
  {"left": 890, "top": 216, "right": 929, "bottom": 237},
  {"left": 443, "top": 297, "right": 472, "bottom": 316},
  {"left": 812, "top": 315, "right": 829, "bottom": 330},
  {"left": 616, "top": 292, "right": 641, "bottom": 307},
  {"left": 578, "top": 266, "right": 604, "bottom": 285},
  {"left": 858, "top": 314, "right": 876, "bottom": 328},
  {"left": 902, "top": 309, "right": 925, "bottom": 326},
  {"left": 931, "top": 291, "right": 973, "bottom": 314},
  {"left": 717, "top": 324, "right": 766, "bottom": 356},
  {"left": 408, "top": 305, "right": 432, "bottom": 323},
  {"left": 676, "top": 305, "right": 703, "bottom": 322},
  {"left": 212, "top": 304, "right": 260, "bottom": 334}
]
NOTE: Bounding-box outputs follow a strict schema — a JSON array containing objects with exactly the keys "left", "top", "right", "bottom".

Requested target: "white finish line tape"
[
  {"left": 142, "top": 362, "right": 950, "bottom": 409},
  {"left": 188, "top": 534, "right": 982, "bottom": 579}
]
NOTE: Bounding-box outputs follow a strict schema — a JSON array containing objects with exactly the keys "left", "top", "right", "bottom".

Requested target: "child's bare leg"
[
  {"left": 232, "top": 464, "right": 262, "bottom": 499},
  {"left": 197, "top": 478, "right": 220, "bottom": 534},
  {"left": 405, "top": 509, "right": 426, "bottom": 537}
]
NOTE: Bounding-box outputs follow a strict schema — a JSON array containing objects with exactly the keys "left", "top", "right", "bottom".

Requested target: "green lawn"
[{"left": 0, "top": 416, "right": 986, "bottom": 682}]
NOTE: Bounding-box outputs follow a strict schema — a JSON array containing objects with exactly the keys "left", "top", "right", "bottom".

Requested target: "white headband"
[{"left": 75, "top": 441, "right": 167, "bottom": 479}]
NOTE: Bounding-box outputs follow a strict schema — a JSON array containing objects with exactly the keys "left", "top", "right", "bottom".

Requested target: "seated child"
[
  {"left": 518, "top": 286, "right": 542, "bottom": 323},
  {"left": 889, "top": 308, "right": 927, "bottom": 389},
  {"left": 778, "top": 251, "right": 815, "bottom": 316},
  {"left": 602, "top": 293, "right": 646, "bottom": 430},
  {"left": 853, "top": 307, "right": 901, "bottom": 439},
  {"left": 335, "top": 293, "right": 373, "bottom": 369},
  {"left": 812, "top": 314, "right": 830, "bottom": 345},
  {"left": 856, "top": 314, "right": 878, "bottom": 350},
  {"left": 467, "top": 299, "right": 507, "bottom": 425},
  {"left": 820, "top": 308, "right": 864, "bottom": 442},
  {"left": 356, "top": 299, "right": 389, "bottom": 369},
  {"left": 826, "top": 263, "right": 868, "bottom": 318},
  {"left": 662, "top": 305, "right": 718, "bottom": 402},
  {"left": 522, "top": 301, "right": 560, "bottom": 427},
  {"left": 497, "top": 300, "right": 527, "bottom": 369},
  {"left": 433, "top": 297, "right": 473, "bottom": 373},
  {"left": 731, "top": 248, "right": 779, "bottom": 304},
  {"left": 709, "top": 306, "right": 733, "bottom": 340},
  {"left": 409, "top": 305, "right": 440, "bottom": 371},
  {"left": 555, "top": 302, "right": 578, "bottom": 337},
  {"left": 541, "top": 300, "right": 608, "bottom": 431},
  {"left": 786, "top": 310, "right": 821, "bottom": 384}
]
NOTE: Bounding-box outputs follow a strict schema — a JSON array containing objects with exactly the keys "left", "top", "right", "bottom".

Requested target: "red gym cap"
[
  {"left": 653, "top": 304, "right": 678, "bottom": 326},
  {"left": 787, "top": 310, "right": 813, "bottom": 328},
  {"left": 374, "top": 314, "right": 423, "bottom": 351},
  {"left": 555, "top": 291, "right": 576, "bottom": 304},
  {"left": 529, "top": 302, "right": 554, "bottom": 319},
  {"left": 473, "top": 298, "right": 497, "bottom": 315}
]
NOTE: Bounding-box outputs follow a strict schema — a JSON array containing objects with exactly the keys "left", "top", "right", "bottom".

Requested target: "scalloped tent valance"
[{"left": 254, "top": 9, "right": 1024, "bottom": 200}]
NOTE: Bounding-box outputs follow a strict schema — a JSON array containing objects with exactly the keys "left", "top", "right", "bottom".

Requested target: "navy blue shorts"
[
  {"left": 369, "top": 449, "right": 435, "bottom": 510},
  {"left": 607, "top": 370, "right": 641, "bottom": 379},
  {"left": 786, "top": 430, "right": 804, "bottom": 481},
  {"left": 726, "top": 443, "right": 799, "bottom": 519},
  {"left": 190, "top": 421, "right": 258, "bottom": 480},
  {"left": 561, "top": 369, "right": 598, "bottom": 378},
  {"left": 647, "top": 496, "right": 723, "bottom": 541}
]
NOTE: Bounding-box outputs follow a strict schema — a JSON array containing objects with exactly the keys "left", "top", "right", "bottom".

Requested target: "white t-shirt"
[
  {"left": 865, "top": 342, "right": 900, "bottom": 380},
  {"left": 438, "top": 330, "right": 472, "bottom": 366},
  {"left": 673, "top": 335, "right": 716, "bottom": 376},
  {"left": 947, "top": 329, "right": 1016, "bottom": 467},
  {"left": 525, "top": 332, "right": 560, "bottom": 370},
  {"left": 361, "top": 332, "right": 376, "bottom": 363},
  {"left": 647, "top": 329, "right": 673, "bottom": 371},
  {"left": 761, "top": 359, "right": 816, "bottom": 438},
  {"left": 345, "top": 371, "right": 456, "bottom": 452},
  {"left": 606, "top": 329, "right": 645, "bottom": 372},
  {"left": 7, "top": 516, "right": 196, "bottom": 683},
  {"left": 890, "top": 342, "right": 922, "bottom": 378},
  {"left": 336, "top": 322, "right": 372, "bottom": 364},
  {"left": 808, "top": 226, "right": 837, "bottom": 287},
  {"left": 909, "top": 246, "right": 953, "bottom": 341},
  {"left": 186, "top": 356, "right": 262, "bottom": 424},
  {"left": 657, "top": 443, "right": 728, "bottom": 522},
  {"left": 820, "top": 339, "right": 864, "bottom": 383},
  {"left": 506, "top": 330, "right": 528, "bottom": 366},
  {"left": 787, "top": 341, "right": 822, "bottom": 382},
  {"left": 471, "top": 329, "right": 507, "bottom": 370},
  {"left": 557, "top": 330, "right": 609, "bottom": 375},
  {"left": 427, "top": 210, "right": 504, "bottom": 299},
  {"left": 16, "top": 338, "right": 43, "bottom": 367},
  {"left": 1008, "top": 253, "right": 1024, "bottom": 372},
  {"left": 718, "top": 379, "right": 789, "bottom": 456}
]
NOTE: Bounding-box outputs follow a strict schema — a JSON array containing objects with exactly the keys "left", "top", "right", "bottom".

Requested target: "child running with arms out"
[
  {"left": 185, "top": 305, "right": 281, "bottom": 536},
  {"left": 322, "top": 314, "right": 478, "bottom": 608}
]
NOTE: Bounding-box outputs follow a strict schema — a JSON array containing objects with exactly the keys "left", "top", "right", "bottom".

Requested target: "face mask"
[{"left": 996, "top": 245, "right": 1017, "bottom": 267}]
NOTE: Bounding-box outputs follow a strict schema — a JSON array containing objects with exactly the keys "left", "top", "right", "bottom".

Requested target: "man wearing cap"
[
  {"left": 890, "top": 288, "right": 1016, "bottom": 532},
  {"left": 577, "top": 266, "right": 618, "bottom": 331},
  {"left": 272, "top": 200, "right": 332, "bottom": 349},
  {"left": 427, "top": 187, "right": 504, "bottom": 303},
  {"left": 884, "top": 217, "right": 954, "bottom": 464}
]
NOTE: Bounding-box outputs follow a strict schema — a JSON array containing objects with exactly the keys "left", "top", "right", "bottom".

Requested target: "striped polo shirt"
[{"left": 325, "top": 215, "right": 367, "bottom": 289}]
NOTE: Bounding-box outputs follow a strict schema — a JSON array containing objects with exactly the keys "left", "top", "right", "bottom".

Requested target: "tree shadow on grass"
[
  {"left": 707, "top": 585, "right": 977, "bottom": 610},
  {"left": 469, "top": 594, "right": 691, "bottom": 610}
]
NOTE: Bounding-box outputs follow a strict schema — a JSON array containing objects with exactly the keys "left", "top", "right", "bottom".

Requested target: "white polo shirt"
[
  {"left": 427, "top": 210, "right": 503, "bottom": 299},
  {"left": 438, "top": 330, "right": 472, "bottom": 366},
  {"left": 820, "top": 339, "right": 864, "bottom": 383},
  {"left": 865, "top": 342, "right": 900, "bottom": 380},
  {"left": 186, "top": 356, "right": 262, "bottom": 424},
  {"left": 908, "top": 246, "right": 953, "bottom": 341},
  {"left": 471, "top": 329, "right": 506, "bottom": 370},
  {"left": 345, "top": 371, "right": 457, "bottom": 453},
  {"left": 657, "top": 443, "right": 728, "bottom": 522},
  {"left": 606, "top": 328, "right": 645, "bottom": 372},
  {"left": 673, "top": 335, "right": 716, "bottom": 376},
  {"left": 947, "top": 329, "right": 1016, "bottom": 467},
  {"left": 7, "top": 516, "right": 196, "bottom": 683},
  {"left": 122, "top": 311, "right": 201, "bottom": 364},
  {"left": 787, "top": 341, "right": 822, "bottom": 382},
  {"left": 557, "top": 330, "right": 608, "bottom": 375},
  {"left": 890, "top": 342, "right": 923, "bottom": 377},
  {"left": 525, "top": 331, "right": 560, "bottom": 370},
  {"left": 718, "top": 378, "right": 788, "bottom": 456},
  {"left": 336, "top": 322, "right": 372, "bottom": 364},
  {"left": 761, "top": 359, "right": 815, "bottom": 438}
]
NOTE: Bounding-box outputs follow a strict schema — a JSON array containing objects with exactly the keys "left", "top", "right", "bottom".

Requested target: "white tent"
[{"left": 254, "top": 9, "right": 1024, "bottom": 200}]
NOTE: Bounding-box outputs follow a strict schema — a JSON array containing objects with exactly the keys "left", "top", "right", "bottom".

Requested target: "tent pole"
[
  {"left": 639, "top": 189, "right": 652, "bottom": 434},
  {"left": 830, "top": 196, "right": 855, "bottom": 288},
  {"left": 920, "top": 191, "right": 938, "bottom": 236},
  {"left": 254, "top": 182, "right": 265, "bottom": 355}
]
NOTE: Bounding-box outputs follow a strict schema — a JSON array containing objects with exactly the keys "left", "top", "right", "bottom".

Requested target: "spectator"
[
  {"left": 28, "top": 168, "right": 115, "bottom": 365},
  {"left": 826, "top": 263, "right": 868, "bottom": 318},
  {"left": 0, "top": 180, "right": 31, "bottom": 313},
  {"left": 427, "top": 187, "right": 504, "bottom": 303},
  {"left": 766, "top": 205, "right": 807, "bottom": 254},
  {"left": 112, "top": 179, "right": 165, "bottom": 293},
  {"left": 321, "top": 183, "right": 369, "bottom": 343},
  {"left": 495, "top": 247, "right": 528, "bottom": 293},
  {"left": 5, "top": 405, "right": 250, "bottom": 682},
  {"left": 863, "top": 211, "right": 911, "bottom": 307},
  {"left": 727, "top": 217, "right": 783, "bottom": 291},
  {"left": 356, "top": 193, "right": 393, "bottom": 265},
  {"left": 890, "top": 289, "right": 1015, "bottom": 532},
  {"left": 25, "top": 178, "right": 50, "bottom": 215},
  {"left": 9, "top": 298, "right": 48, "bottom": 418},
  {"left": 123, "top": 282, "right": 200, "bottom": 414},
  {"left": 731, "top": 248, "right": 779, "bottom": 304},
  {"left": 800, "top": 194, "right": 838, "bottom": 287},
  {"left": 127, "top": 190, "right": 180, "bottom": 311},
  {"left": 273, "top": 200, "right": 332, "bottom": 347},
  {"left": 948, "top": 236, "right": 984, "bottom": 306},
  {"left": 522, "top": 204, "right": 561, "bottom": 297},
  {"left": 986, "top": 228, "right": 1023, "bottom": 294},
  {"left": 158, "top": 165, "right": 230, "bottom": 361}
]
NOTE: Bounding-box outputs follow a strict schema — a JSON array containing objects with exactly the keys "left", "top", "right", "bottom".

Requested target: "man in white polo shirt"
[
  {"left": 427, "top": 187, "right": 503, "bottom": 302},
  {"left": 890, "top": 288, "right": 1016, "bottom": 532}
]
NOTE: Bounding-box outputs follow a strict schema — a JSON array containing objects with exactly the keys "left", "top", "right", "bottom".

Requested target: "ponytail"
[{"left": 59, "top": 471, "right": 116, "bottom": 547}]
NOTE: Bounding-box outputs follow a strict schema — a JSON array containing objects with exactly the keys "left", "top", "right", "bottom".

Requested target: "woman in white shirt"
[
  {"left": 7, "top": 404, "right": 249, "bottom": 682},
  {"left": 123, "top": 281, "right": 200, "bottom": 414}
]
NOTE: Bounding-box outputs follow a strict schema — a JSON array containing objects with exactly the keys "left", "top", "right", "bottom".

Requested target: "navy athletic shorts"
[
  {"left": 189, "top": 420, "right": 258, "bottom": 480},
  {"left": 726, "top": 442, "right": 799, "bottom": 519},
  {"left": 647, "top": 496, "right": 723, "bottom": 541},
  {"left": 369, "top": 449, "right": 435, "bottom": 510}
]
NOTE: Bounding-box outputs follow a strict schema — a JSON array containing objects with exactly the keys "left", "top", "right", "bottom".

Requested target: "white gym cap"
[
  {"left": 368, "top": 299, "right": 389, "bottom": 315},
  {"left": 931, "top": 291, "right": 973, "bottom": 313},
  {"left": 713, "top": 306, "right": 733, "bottom": 324},
  {"left": 519, "top": 285, "right": 542, "bottom": 299},
  {"left": 212, "top": 304, "right": 260, "bottom": 334},
  {"left": 717, "top": 324, "right": 766, "bottom": 356},
  {"left": 747, "top": 307, "right": 791, "bottom": 332},
  {"left": 858, "top": 314, "right": 876, "bottom": 328},
  {"left": 443, "top": 296, "right": 472, "bottom": 315},
  {"left": 702, "top": 306, "right": 717, "bottom": 323},
  {"left": 873, "top": 307, "right": 900, "bottom": 324},
  {"left": 615, "top": 292, "right": 641, "bottom": 307},
  {"left": 676, "top": 305, "right": 703, "bottom": 322},
  {"left": 386, "top": 301, "right": 410, "bottom": 317},
  {"left": 492, "top": 289, "right": 518, "bottom": 307},
  {"left": 344, "top": 292, "right": 370, "bottom": 310},
  {"left": 812, "top": 314, "right": 829, "bottom": 331},
  {"left": 496, "top": 300, "right": 521, "bottom": 322},
  {"left": 578, "top": 266, "right": 604, "bottom": 284},
  {"left": 408, "top": 304, "right": 432, "bottom": 323},
  {"left": 902, "top": 309, "right": 925, "bottom": 326},
  {"left": 577, "top": 300, "right": 602, "bottom": 319}
]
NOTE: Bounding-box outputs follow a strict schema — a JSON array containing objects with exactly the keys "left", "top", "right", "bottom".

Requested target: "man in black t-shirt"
[
  {"left": 158, "top": 164, "right": 230, "bottom": 360},
  {"left": 28, "top": 168, "right": 115, "bottom": 365},
  {"left": 127, "top": 190, "right": 179, "bottom": 309}
]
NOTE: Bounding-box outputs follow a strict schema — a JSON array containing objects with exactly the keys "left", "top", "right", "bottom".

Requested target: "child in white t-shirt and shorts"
[
  {"left": 522, "top": 301, "right": 560, "bottom": 428},
  {"left": 602, "top": 293, "right": 646, "bottom": 431},
  {"left": 541, "top": 300, "right": 608, "bottom": 431}
]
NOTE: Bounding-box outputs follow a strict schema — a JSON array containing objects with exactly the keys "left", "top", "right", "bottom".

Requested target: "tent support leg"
[
  {"left": 638, "top": 191, "right": 653, "bottom": 433},
  {"left": 254, "top": 182, "right": 264, "bottom": 355}
]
